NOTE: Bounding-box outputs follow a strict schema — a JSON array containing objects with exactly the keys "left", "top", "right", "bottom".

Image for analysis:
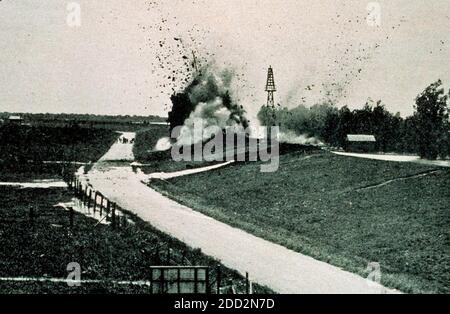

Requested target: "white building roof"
[{"left": 346, "top": 134, "right": 376, "bottom": 142}]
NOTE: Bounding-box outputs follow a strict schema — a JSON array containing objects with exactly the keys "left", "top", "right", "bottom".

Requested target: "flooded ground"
[
  {"left": 0, "top": 179, "right": 67, "bottom": 189},
  {"left": 53, "top": 197, "right": 132, "bottom": 226},
  {"left": 0, "top": 175, "right": 132, "bottom": 226}
]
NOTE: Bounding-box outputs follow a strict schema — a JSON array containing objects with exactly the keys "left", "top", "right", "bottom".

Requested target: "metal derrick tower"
[
  {"left": 264, "top": 66, "right": 278, "bottom": 128},
  {"left": 265, "top": 66, "right": 276, "bottom": 108}
]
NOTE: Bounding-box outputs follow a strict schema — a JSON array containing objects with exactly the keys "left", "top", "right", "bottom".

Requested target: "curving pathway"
[{"left": 83, "top": 133, "right": 400, "bottom": 294}]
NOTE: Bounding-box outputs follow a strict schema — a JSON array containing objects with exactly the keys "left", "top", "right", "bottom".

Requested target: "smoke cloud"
[
  {"left": 278, "top": 131, "right": 324, "bottom": 146},
  {"left": 168, "top": 65, "right": 248, "bottom": 146}
]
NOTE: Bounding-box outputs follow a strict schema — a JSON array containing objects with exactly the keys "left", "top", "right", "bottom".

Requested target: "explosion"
[{"left": 167, "top": 65, "right": 248, "bottom": 146}]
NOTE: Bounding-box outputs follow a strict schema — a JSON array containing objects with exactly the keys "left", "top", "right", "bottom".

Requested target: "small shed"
[
  {"left": 344, "top": 134, "right": 376, "bottom": 153},
  {"left": 7, "top": 115, "right": 23, "bottom": 125}
]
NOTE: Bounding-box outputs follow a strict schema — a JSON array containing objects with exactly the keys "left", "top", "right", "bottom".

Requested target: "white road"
[
  {"left": 143, "top": 161, "right": 235, "bottom": 182},
  {"left": 99, "top": 132, "right": 136, "bottom": 162},
  {"left": 333, "top": 151, "right": 450, "bottom": 167},
  {"left": 82, "top": 134, "right": 399, "bottom": 294}
]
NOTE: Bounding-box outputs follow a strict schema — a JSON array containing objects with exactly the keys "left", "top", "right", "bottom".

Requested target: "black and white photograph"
[{"left": 0, "top": 0, "right": 449, "bottom": 304}]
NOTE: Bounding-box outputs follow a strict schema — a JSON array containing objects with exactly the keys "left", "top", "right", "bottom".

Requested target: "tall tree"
[
  {"left": 257, "top": 105, "right": 278, "bottom": 127},
  {"left": 336, "top": 106, "right": 353, "bottom": 148},
  {"left": 414, "top": 80, "right": 449, "bottom": 159}
]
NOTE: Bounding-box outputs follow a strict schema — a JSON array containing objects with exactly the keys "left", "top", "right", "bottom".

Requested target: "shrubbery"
[{"left": 258, "top": 81, "right": 450, "bottom": 159}]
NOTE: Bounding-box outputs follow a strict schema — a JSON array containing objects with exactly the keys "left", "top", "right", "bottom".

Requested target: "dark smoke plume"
[{"left": 168, "top": 65, "right": 249, "bottom": 145}]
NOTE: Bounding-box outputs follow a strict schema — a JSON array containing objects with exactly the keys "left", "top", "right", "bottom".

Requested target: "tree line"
[
  {"left": 0, "top": 112, "right": 166, "bottom": 124},
  {"left": 258, "top": 80, "right": 450, "bottom": 160}
]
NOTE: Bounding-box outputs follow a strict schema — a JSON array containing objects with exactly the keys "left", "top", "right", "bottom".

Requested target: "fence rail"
[{"left": 65, "top": 173, "right": 131, "bottom": 230}]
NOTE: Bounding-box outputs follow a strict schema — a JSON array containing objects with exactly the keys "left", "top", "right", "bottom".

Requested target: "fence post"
[
  {"left": 150, "top": 269, "right": 153, "bottom": 294},
  {"left": 194, "top": 268, "right": 198, "bottom": 294},
  {"left": 73, "top": 178, "right": 77, "bottom": 195},
  {"left": 245, "top": 272, "right": 250, "bottom": 294},
  {"left": 231, "top": 281, "right": 236, "bottom": 294},
  {"left": 93, "top": 192, "right": 97, "bottom": 213},
  {"left": 99, "top": 195, "right": 104, "bottom": 216},
  {"left": 81, "top": 185, "right": 85, "bottom": 203},
  {"left": 112, "top": 202, "right": 116, "bottom": 229},
  {"left": 206, "top": 267, "right": 211, "bottom": 294},
  {"left": 160, "top": 267, "right": 165, "bottom": 294},
  {"left": 87, "top": 189, "right": 92, "bottom": 208},
  {"left": 83, "top": 186, "right": 88, "bottom": 205},
  {"left": 216, "top": 264, "right": 221, "bottom": 294},
  {"left": 78, "top": 182, "right": 82, "bottom": 200},
  {"left": 177, "top": 268, "right": 181, "bottom": 294}
]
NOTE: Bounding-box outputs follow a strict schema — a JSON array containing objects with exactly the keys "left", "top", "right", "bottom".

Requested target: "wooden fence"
[
  {"left": 66, "top": 174, "right": 128, "bottom": 230},
  {"left": 63, "top": 173, "right": 253, "bottom": 294}
]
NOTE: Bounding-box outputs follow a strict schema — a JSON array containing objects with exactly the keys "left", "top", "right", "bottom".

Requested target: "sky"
[{"left": 0, "top": 0, "right": 449, "bottom": 121}]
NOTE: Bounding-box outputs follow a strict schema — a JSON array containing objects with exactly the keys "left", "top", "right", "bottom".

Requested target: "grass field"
[
  {"left": 150, "top": 151, "right": 450, "bottom": 293},
  {"left": 0, "top": 186, "right": 272, "bottom": 294},
  {"left": 0, "top": 125, "right": 118, "bottom": 181},
  {"left": 0, "top": 125, "right": 118, "bottom": 163}
]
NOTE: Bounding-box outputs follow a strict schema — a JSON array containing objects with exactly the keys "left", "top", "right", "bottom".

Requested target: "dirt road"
[
  {"left": 99, "top": 132, "right": 135, "bottom": 162},
  {"left": 84, "top": 134, "right": 399, "bottom": 294},
  {"left": 143, "top": 161, "right": 235, "bottom": 181}
]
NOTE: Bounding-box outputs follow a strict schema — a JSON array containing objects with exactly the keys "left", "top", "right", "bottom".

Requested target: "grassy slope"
[
  {"left": 0, "top": 186, "right": 272, "bottom": 294},
  {"left": 133, "top": 125, "right": 170, "bottom": 162},
  {"left": 133, "top": 125, "right": 219, "bottom": 173},
  {"left": 150, "top": 151, "right": 450, "bottom": 293}
]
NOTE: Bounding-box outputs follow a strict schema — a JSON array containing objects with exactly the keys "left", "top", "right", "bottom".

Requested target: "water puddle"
[
  {"left": 54, "top": 197, "right": 133, "bottom": 226},
  {"left": 58, "top": 164, "right": 135, "bottom": 226},
  {"left": 0, "top": 179, "right": 67, "bottom": 189}
]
